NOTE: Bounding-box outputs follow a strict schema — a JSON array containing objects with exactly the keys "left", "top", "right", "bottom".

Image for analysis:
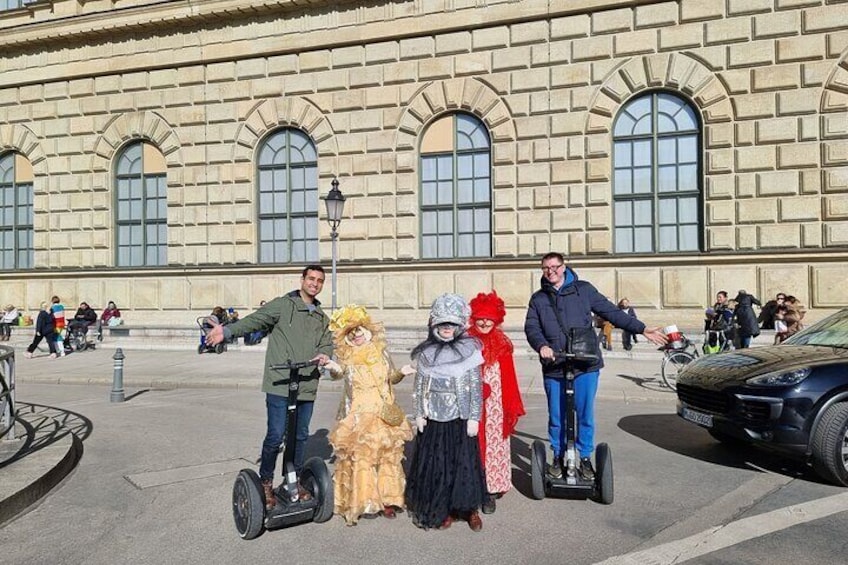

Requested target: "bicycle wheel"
[{"left": 661, "top": 350, "right": 695, "bottom": 391}]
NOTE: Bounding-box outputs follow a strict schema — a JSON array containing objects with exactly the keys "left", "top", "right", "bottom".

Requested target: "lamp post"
[{"left": 324, "top": 177, "right": 346, "bottom": 311}]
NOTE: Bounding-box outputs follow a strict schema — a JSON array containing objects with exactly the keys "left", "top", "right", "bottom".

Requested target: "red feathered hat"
[{"left": 469, "top": 290, "right": 506, "bottom": 326}]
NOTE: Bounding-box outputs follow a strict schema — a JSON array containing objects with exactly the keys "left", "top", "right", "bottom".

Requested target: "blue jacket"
[{"left": 524, "top": 266, "right": 646, "bottom": 376}]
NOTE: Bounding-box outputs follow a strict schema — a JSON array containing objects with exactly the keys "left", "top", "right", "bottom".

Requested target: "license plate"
[{"left": 682, "top": 407, "right": 713, "bottom": 428}]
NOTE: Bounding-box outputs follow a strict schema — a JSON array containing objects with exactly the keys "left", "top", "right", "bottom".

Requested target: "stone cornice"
[
  {"left": 0, "top": 0, "right": 357, "bottom": 45},
  {"left": 0, "top": 0, "right": 664, "bottom": 89},
  {"left": 0, "top": 0, "right": 659, "bottom": 52}
]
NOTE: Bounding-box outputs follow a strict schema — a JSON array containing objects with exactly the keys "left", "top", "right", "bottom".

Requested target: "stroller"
[
  {"left": 197, "top": 316, "right": 227, "bottom": 355},
  {"left": 702, "top": 307, "right": 735, "bottom": 355}
]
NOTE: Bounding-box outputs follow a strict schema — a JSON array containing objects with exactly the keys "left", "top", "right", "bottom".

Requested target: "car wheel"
[{"left": 811, "top": 403, "right": 848, "bottom": 487}]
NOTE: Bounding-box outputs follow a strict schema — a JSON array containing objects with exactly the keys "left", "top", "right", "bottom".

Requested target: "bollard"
[{"left": 111, "top": 348, "right": 125, "bottom": 403}]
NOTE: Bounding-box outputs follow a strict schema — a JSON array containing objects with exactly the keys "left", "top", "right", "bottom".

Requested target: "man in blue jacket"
[{"left": 524, "top": 252, "right": 666, "bottom": 479}]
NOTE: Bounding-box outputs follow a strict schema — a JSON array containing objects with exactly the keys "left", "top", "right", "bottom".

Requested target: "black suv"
[{"left": 676, "top": 308, "right": 848, "bottom": 486}]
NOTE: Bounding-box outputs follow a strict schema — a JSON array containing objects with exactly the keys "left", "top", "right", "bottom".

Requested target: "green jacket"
[{"left": 225, "top": 290, "right": 333, "bottom": 400}]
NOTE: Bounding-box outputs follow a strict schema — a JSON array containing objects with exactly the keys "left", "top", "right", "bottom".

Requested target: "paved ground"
[
  {"left": 1, "top": 342, "right": 675, "bottom": 534},
  {"left": 7, "top": 336, "right": 846, "bottom": 565},
  {"left": 8, "top": 338, "right": 676, "bottom": 402}
]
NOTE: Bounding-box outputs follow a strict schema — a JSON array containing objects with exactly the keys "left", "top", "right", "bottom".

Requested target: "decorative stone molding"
[
  {"left": 586, "top": 52, "right": 734, "bottom": 137},
  {"left": 821, "top": 48, "right": 848, "bottom": 115},
  {"left": 232, "top": 97, "right": 338, "bottom": 163},
  {"left": 0, "top": 123, "right": 46, "bottom": 167},
  {"left": 91, "top": 111, "right": 182, "bottom": 171},
  {"left": 394, "top": 77, "right": 517, "bottom": 153}
]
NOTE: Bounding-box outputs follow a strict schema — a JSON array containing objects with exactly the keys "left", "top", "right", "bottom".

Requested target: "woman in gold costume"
[{"left": 325, "top": 305, "right": 414, "bottom": 526}]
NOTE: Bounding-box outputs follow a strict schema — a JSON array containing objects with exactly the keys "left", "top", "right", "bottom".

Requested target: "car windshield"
[{"left": 783, "top": 308, "right": 848, "bottom": 349}]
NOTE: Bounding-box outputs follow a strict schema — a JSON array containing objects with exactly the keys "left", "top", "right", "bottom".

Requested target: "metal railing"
[{"left": 1, "top": 345, "right": 16, "bottom": 441}]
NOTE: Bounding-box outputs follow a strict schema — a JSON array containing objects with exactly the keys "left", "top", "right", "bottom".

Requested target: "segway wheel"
[
  {"left": 232, "top": 469, "right": 265, "bottom": 540},
  {"left": 530, "top": 439, "right": 547, "bottom": 500},
  {"left": 301, "top": 456, "right": 334, "bottom": 523},
  {"left": 595, "top": 443, "right": 614, "bottom": 505},
  {"left": 215, "top": 343, "right": 225, "bottom": 355}
]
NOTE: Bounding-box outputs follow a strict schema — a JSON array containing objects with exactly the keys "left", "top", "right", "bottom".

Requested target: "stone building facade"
[{"left": 1, "top": 0, "right": 847, "bottom": 328}]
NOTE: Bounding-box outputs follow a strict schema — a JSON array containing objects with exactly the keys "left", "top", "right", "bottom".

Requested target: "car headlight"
[{"left": 746, "top": 367, "right": 811, "bottom": 387}]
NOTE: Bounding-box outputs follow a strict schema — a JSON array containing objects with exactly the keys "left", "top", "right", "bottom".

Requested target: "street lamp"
[{"left": 324, "top": 177, "right": 346, "bottom": 311}]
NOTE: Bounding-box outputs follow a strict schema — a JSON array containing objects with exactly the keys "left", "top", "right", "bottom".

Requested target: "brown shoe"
[
  {"left": 261, "top": 479, "right": 275, "bottom": 511},
  {"left": 438, "top": 515, "right": 453, "bottom": 530},
  {"left": 467, "top": 511, "right": 483, "bottom": 532},
  {"left": 382, "top": 505, "right": 396, "bottom": 519},
  {"left": 296, "top": 482, "right": 313, "bottom": 501}
]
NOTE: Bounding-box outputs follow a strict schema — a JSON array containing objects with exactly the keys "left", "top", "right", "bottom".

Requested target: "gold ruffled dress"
[{"left": 328, "top": 342, "right": 412, "bottom": 525}]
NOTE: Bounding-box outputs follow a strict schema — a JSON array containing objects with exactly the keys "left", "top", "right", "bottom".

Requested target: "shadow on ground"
[
  {"left": 614, "top": 372, "right": 674, "bottom": 394},
  {"left": 617, "top": 412, "right": 820, "bottom": 483},
  {"left": 0, "top": 403, "right": 93, "bottom": 469},
  {"left": 510, "top": 430, "right": 547, "bottom": 499}
]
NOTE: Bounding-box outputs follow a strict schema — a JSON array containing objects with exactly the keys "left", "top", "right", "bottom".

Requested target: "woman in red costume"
[{"left": 468, "top": 291, "right": 525, "bottom": 514}]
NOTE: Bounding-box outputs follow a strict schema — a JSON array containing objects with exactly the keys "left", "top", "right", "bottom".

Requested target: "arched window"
[
  {"left": 257, "top": 128, "right": 319, "bottom": 263},
  {"left": 115, "top": 141, "right": 167, "bottom": 266},
  {"left": 612, "top": 92, "right": 702, "bottom": 253},
  {"left": 420, "top": 113, "right": 491, "bottom": 259},
  {"left": 0, "top": 152, "right": 34, "bottom": 270}
]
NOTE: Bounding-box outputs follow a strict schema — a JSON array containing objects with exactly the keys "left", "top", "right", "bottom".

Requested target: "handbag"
[
  {"left": 379, "top": 401, "right": 405, "bottom": 427},
  {"left": 378, "top": 374, "right": 405, "bottom": 426},
  {"left": 546, "top": 293, "right": 601, "bottom": 361},
  {"left": 567, "top": 326, "right": 601, "bottom": 359}
]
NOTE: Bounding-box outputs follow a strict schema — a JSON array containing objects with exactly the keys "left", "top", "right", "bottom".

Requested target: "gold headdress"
[
  {"left": 329, "top": 304, "right": 371, "bottom": 333},
  {"left": 329, "top": 304, "right": 387, "bottom": 362}
]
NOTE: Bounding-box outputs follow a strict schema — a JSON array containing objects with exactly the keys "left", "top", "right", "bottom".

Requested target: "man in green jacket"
[{"left": 206, "top": 265, "right": 333, "bottom": 509}]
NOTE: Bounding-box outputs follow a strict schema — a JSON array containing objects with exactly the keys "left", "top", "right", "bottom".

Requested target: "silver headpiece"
[{"left": 429, "top": 293, "right": 470, "bottom": 328}]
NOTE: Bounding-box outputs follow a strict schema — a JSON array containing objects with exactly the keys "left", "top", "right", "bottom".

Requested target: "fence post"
[{"left": 111, "top": 348, "right": 125, "bottom": 403}]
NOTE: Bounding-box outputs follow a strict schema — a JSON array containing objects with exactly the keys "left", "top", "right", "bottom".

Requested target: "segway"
[
  {"left": 530, "top": 349, "right": 613, "bottom": 505},
  {"left": 232, "top": 359, "right": 334, "bottom": 539}
]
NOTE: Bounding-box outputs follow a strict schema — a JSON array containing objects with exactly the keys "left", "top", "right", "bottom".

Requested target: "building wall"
[{"left": 1, "top": 0, "right": 848, "bottom": 328}]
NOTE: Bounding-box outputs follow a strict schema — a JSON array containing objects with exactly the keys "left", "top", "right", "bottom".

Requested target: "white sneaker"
[
  {"left": 24, "top": 351, "right": 33, "bottom": 359},
  {"left": 49, "top": 353, "right": 57, "bottom": 359}
]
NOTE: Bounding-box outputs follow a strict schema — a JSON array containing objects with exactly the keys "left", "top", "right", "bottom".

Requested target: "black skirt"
[{"left": 405, "top": 419, "right": 487, "bottom": 529}]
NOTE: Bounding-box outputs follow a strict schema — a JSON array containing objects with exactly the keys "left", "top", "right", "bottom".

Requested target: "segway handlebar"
[
  {"left": 270, "top": 359, "right": 321, "bottom": 371},
  {"left": 547, "top": 350, "right": 600, "bottom": 364},
  {"left": 269, "top": 359, "right": 318, "bottom": 386}
]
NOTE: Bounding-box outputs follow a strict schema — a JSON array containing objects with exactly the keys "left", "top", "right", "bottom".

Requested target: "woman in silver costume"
[{"left": 404, "top": 293, "right": 486, "bottom": 532}]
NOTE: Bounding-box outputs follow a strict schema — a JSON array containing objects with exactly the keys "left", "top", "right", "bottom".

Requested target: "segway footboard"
[
  {"left": 545, "top": 477, "right": 596, "bottom": 499},
  {"left": 265, "top": 497, "right": 319, "bottom": 530}
]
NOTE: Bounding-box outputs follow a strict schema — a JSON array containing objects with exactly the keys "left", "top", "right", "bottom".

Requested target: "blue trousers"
[
  {"left": 543, "top": 371, "right": 599, "bottom": 459},
  {"left": 259, "top": 393, "right": 314, "bottom": 482}
]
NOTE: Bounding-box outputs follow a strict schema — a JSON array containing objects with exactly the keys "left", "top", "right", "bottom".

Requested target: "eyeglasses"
[{"left": 541, "top": 264, "right": 564, "bottom": 272}]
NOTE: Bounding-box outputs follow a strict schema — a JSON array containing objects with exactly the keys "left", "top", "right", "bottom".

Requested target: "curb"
[{"left": 0, "top": 411, "right": 83, "bottom": 526}]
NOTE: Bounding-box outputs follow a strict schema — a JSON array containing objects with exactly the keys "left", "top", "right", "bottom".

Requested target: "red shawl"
[{"left": 468, "top": 325, "right": 526, "bottom": 468}]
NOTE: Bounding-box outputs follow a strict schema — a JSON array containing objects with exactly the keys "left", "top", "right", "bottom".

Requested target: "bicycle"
[{"left": 660, "top": 334, "right": 699, "bottom": 391}]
